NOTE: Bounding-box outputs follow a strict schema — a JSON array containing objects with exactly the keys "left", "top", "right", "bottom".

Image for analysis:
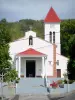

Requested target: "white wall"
[
  {"left": 45, "top": 59, "right": 53, "bottom": 76},
  {"left": 56, "top": 54, "right": 68, "bottom": 78},
  {"left": 25, "top": 31, "right": 36, "bottom": 38},
  {"left": 44, "top": 23, "right": 61, "bottom": 54}
]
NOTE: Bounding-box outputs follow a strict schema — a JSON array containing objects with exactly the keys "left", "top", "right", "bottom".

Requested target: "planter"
[
  {"left": 20, "top": 75, "right": 24, "bottom": 78},
  {"left": 59, "top": 84, "right": 64, "bottom": 88},
  {"left": 52, "top": 86, "right": 57, "bottom": 89}
]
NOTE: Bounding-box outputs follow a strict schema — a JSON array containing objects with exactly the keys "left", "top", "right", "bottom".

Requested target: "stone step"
[{"left": 16, "top": 78, "right": 48, "bottom": 94}]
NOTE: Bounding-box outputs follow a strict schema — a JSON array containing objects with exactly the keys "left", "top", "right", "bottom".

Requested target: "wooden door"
[{"left": 57, "top": 69, "right": 61, "bottom": 77}]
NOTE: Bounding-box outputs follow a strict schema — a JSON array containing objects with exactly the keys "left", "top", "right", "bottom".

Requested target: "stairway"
[{"left": 16, "top": 78, "right": 48, "bottom": 94}]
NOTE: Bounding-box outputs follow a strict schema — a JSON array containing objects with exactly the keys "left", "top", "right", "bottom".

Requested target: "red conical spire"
[{"left": 44, "top": 7, "right": 60, "bottom": 23}]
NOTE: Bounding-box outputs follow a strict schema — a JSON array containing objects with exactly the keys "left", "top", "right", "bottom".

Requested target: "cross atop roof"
[{"left": 29, "top": 26, "right": 32, "bottom": 30}]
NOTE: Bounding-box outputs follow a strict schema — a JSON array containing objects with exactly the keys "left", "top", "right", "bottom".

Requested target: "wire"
[
  {"left": 9, "top": 31, "right": 61, "bottom": 55},
  {"left": 11, "top": 32, "right": 61, "bottom": 44},
  {"left": 10, "top": 43, "right": 59, "bottom": 55}
]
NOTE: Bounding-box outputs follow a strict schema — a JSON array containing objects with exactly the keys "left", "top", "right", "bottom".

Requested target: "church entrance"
[{"left": 26, "top": 60, "right": 35, "bottom": 77}]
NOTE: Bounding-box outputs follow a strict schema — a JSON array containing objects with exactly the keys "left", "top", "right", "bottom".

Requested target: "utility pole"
[
  {"left": 0, "top": 68, "right": 9, "bottom": 100},
  {"left": 0, "top": 73, "right": 4, "bottom": 100}
]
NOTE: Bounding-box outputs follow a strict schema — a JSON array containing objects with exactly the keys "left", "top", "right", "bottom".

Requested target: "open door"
[{"left": 26, "top": 60, "right": 35, "bottom": 77}]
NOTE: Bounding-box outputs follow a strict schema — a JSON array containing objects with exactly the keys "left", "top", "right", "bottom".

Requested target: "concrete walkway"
[
  {"left": 10, "top": 95, "right": 19, "bottom": 100},
  {"left": 9, "top": 90, "right": 75, "bottom": 100},
  {"left": 9, "top": 94, "right": 65, "bottom": 100}
]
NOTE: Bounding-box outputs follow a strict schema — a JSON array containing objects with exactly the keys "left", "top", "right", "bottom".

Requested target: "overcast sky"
[{"left": 0, "top": 0, "right": 74, "bottom": 22}]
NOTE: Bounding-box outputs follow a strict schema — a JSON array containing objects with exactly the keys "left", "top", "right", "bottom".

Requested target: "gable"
[
  {"left": 9, "top": 35, "right": 53, "bottom": 55},
  {"left": 17, "top": 48, "right": 46, "bottom": 56}
]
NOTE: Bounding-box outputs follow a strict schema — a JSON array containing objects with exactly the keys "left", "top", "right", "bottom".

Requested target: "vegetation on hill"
[{"left": 0, "top": 19, "right": 44, "bottom": 41}]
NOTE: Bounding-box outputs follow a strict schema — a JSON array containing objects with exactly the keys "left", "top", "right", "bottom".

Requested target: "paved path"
[
  {"left": 19, "top": 94, "right": 49, "bottom": 100},
  {"left": 58, "top": 92, "right": 75, "bottom": 100},
  {"left": 10, "top": 95, "right": 19, "bottom": 100},
  {"left": 10, "top": 94, "right": 64, "bottom": 100},
  {"left": 9, "top": 91, "right": 75, "bottom": 100}
]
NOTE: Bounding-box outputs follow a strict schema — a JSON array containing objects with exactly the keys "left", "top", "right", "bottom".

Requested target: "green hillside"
[{"left": 7, "top": 19, "right": 44, "bottom": 41}]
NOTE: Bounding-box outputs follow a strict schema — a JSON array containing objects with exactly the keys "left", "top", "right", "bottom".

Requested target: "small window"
[
  {"left": 29, "top": 35, "right": 33, "bottom": 45},
  {"left": 57, "top": 60, "right": 59, "bottom": 65},
  {"left": 50, "top": 31, "right": 52, "bottom": 43},
  {"left": 48, "top": 61, "right": 52, "bottom": 65},
  {"left": 53, "top": 31, "right": 55, "bottom": 43}
]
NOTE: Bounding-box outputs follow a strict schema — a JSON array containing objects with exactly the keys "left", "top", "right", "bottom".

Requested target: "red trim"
[
  {"left": 47, "top": 76, "right": 57, "bottom": 78},
  {"left": 44, "top": 7, "right": 60, "bottom": 22},
  {"left": 53, "top": 44, "right": 57, "bottom": 77},
  {"left": 17, "top": 48, "right": 46, "bottom": 56}
]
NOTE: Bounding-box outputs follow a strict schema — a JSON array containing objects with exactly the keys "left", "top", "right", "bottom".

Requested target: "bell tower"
[{"left": 44, "top": 7, "right": 61, "bottom": 54}]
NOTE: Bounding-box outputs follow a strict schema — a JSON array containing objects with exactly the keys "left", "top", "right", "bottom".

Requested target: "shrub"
[
  {"left": 57, "top": 80, "right": 64, "bottom": 84},
  {"left": 64, "top": 79, "right": 75, "bottom": 84},
  {"left": 64, "top": 79, "right": 67, "bottom": 84},
  {"left": 69, "top": 80, "right": 74, "bottom": 84}
]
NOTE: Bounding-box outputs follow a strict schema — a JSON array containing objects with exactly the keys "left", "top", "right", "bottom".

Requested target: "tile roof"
[
  {"left": 44, "top": 7, "right": 60, "bottom": 23},
  {"left": 17, "top": 48, "right": 46, "bottom": 56}
]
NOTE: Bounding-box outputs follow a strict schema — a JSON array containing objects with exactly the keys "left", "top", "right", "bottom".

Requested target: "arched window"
[
  {"left": 50, "top": 31, "right": 52, "bottom": 43},
  {"left": 29, "top": 35, "right": 33, "bottom": 45},
  {"left": 53, "top": 31, "right": 55, "bottom": 43}
]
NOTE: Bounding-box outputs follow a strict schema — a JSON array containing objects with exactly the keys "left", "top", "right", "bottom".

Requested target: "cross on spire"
[{"left": 29, "top": 26, "right": 32, "bottom": 30}]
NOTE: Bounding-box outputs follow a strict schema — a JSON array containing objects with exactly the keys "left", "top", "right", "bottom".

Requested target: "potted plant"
[{"left": 57, "top": 80, "right": 64, "bottom": 88}]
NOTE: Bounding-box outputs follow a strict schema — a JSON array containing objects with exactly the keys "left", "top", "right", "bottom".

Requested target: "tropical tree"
[
  {"left": 61, "top": 19, "right": 75, "bottom": 57},
  {"left": 67, "top": 35, "right": 75, "bottom": 80},
  {"left": 0, "top": 20, "right": 19, "bottom": 83}
]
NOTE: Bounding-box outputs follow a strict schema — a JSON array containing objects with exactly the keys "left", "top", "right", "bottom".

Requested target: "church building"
[{"left": 9, "top": 7, "right": 68, "bottom": 78}]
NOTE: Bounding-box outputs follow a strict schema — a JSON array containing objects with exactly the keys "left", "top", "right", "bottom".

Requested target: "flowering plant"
[{"left": 50, "top": 81, "right": 58, "bottom": 89}]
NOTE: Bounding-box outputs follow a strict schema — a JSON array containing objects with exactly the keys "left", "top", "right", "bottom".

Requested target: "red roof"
[
  {"left": 17, "top": 48, "right": 46, "bottom": 56},
  {"left": 44, "top": 7, "right": 60, "bottom": 23}
]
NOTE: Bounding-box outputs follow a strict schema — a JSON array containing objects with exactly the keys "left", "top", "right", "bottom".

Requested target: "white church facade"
[{"left": 9, "top": 7, "right": 68, "bottom": 78}]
